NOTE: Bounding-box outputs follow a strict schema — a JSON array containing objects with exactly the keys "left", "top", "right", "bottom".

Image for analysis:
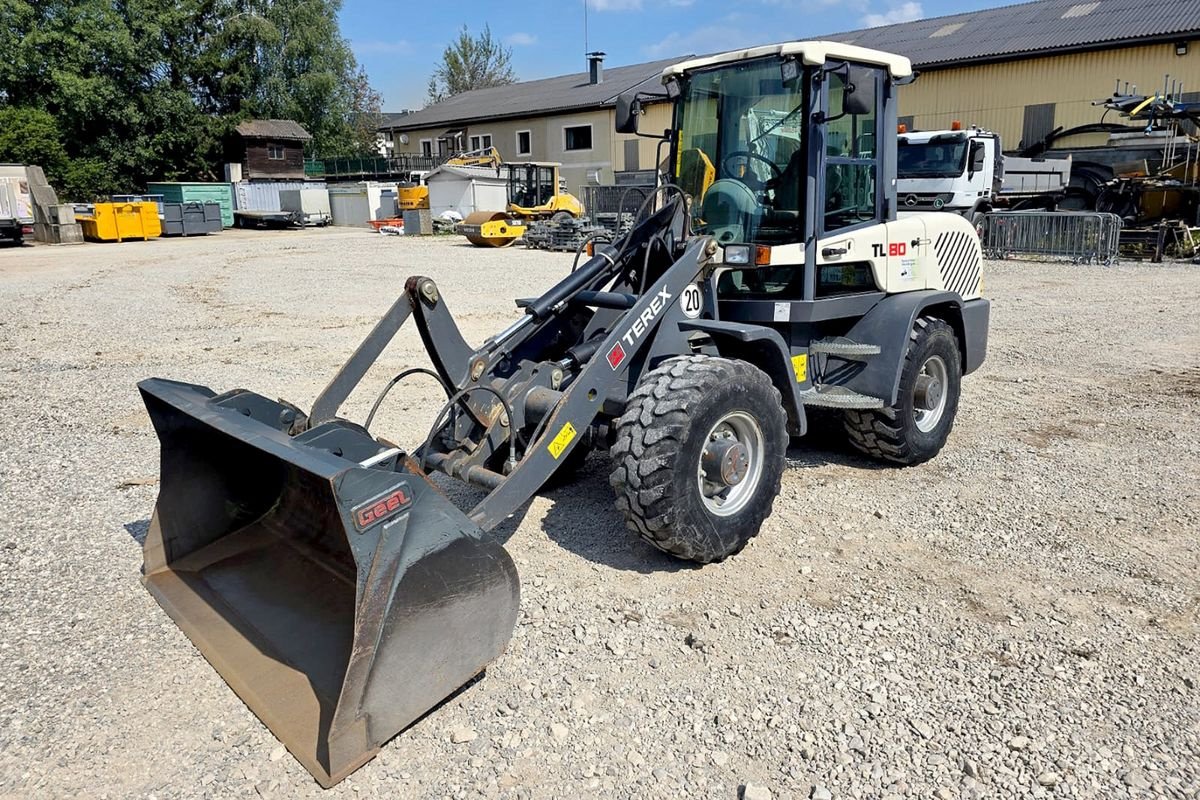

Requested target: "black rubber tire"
[
  {"left": 844, "top": 316, "right": 962, "bottom": 466},
  {"left": 608, "top": 355, "right": 788, "bottom": 563}
]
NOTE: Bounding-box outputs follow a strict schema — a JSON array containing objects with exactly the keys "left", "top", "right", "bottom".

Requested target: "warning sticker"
[
  {"left": 791, "top": 353, "right": 809, "bottom": 383},
  {"left": 548, "top": 422, "right": 578, "bottom": 459}
]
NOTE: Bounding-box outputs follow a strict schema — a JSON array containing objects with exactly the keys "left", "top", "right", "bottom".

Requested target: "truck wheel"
[
  {"left": 844, "top": 316, "right": 961, "bottom": 465},
  {"left": 609, "top": 355, "right": 787, "bottom": 563}
]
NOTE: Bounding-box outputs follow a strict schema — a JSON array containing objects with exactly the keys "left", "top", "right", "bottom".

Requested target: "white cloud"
[
  {"left": 862, "top": 1, "right": 923, "bottom": 27},
  {"left": 642, "top": 22, "right": 753, "bottom": 58},
  {"left": 589, "top": 0, "right": 643, "bottom": 10},
  {"left": 353, "top": 39, "right": 414, "bottom": 55},
  {"left": 506, "top": 32, "right": 538, "bottom": 46}
]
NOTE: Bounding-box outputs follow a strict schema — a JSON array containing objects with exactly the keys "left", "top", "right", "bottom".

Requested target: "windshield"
[
  {"left": 674, "top": 57, "right": 806, "bottom": 245},
  {"left": 897, "top": 137, "right": 969, "bottom": 178}
]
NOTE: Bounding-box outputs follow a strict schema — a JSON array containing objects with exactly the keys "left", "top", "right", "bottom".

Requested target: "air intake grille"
[{"left": 934, "top": 230, "right": 980, "bottom": 297}]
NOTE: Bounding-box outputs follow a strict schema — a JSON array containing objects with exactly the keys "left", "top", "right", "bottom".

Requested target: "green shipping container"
[{"left": 146, "top": 182, "right": 235, "bottom": 228}]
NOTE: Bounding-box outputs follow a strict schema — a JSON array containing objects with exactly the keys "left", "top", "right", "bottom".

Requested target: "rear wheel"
[
  {"left": 609, "top": 355, "right": 787, "bottom": 563},
  {"left": 844, "top": 316, "right": 961, "bottom": 465}
]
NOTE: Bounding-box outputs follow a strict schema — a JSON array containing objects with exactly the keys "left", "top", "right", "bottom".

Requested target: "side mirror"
[
  {"left": 969, "top": 141, "right": 986, "bottom": 175},
  {"left": 843, "top": 67, "right": 876, "bottom": 116},
  {"left": 616, "top": 92, "right": 642, "bottom": 134}
]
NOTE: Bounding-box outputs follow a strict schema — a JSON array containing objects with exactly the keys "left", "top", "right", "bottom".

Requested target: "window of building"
[
  {"left": 516, "top": 130, "right": 532, "bottom": 156},
  {"left": 564, "top": 124, "right": 593, "bottom": 152},
  {"left": 420, "top": 139, "right": 433, "bottom": 157},
  {"left": 469, "top": 134, "right": 493, "bottom": 151},
  {"left": 267, "top": 144, "right": 285, "bottom": 160}
]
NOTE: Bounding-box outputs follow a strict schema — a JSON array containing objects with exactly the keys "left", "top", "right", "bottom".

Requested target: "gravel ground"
[{"left": 0, "top": 228, "right": 1197, "bottom": 800}]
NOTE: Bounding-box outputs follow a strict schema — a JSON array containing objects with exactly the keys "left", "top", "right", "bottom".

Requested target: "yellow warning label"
[
  {"left": 548, "top": 422, "right": 578, "bottom": 459},
  {"left": 791, "top": 353, "right": 809, "bottom": 383}
]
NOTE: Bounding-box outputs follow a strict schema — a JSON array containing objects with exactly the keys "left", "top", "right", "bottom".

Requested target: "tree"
[
  {"left": 427, "top": 25, "right": 516, "bottom": 105},
  {"left": 0, "top": 0, "right": 382, "bottom": 197}
]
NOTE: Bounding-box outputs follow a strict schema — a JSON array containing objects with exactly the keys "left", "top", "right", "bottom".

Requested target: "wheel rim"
[
  {"left": 696, "top": 411, "right": 764, "bottom": 517},
  {"left": 913, "top": 355, "right": 949, "bottom": 433}
]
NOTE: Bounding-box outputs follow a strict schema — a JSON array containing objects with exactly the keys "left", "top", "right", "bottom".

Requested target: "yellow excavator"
[{"left": 459, "top": 161, "right": 584, "bottom": 247}]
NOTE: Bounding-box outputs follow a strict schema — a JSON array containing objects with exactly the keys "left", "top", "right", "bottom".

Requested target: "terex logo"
[
  {"left": 607, "top": 288, "right": 672, "bottom": 370},
  {"left": 352, "top": 486, "right": 412, "bottom": 532},
  {"left": 622, "top": 289, "right": 672, "bottom": 346}
]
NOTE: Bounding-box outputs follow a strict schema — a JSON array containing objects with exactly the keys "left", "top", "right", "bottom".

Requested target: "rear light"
[{"left": 21, "top": 225, "right": 33, "bottom": 235}]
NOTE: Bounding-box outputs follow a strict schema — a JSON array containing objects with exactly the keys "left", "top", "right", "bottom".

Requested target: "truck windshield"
[
  {"left": 897, "top": 137, "right": 969, "bottom": 178},
  {"left": 674, "top": 57, "right": 806, "bottom": 245}
]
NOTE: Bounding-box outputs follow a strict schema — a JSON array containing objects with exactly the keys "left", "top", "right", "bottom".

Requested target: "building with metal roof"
[
  {"left": 826, "top": 0, "right": 1200, "bottom": 152},
  {"left": 383, "top": 0, "right": 1200, "bottom": 193},
  {"left": 379, "top": 53, "right": 687, "bottom": 194}
]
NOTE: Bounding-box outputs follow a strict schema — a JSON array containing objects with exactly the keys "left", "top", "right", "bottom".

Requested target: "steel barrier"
[{"left": 978, "top": 211, "right": 1123, "bottom": 265}]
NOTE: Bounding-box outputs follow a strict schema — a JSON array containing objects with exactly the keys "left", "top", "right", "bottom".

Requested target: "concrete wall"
[{"left": 897, "top": 42, "right": 1199, "bottom": 149}]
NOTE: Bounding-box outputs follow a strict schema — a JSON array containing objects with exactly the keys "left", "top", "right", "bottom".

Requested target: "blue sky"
[{"left": 339, "top": 0, "right": 1010, "bottom": 111}]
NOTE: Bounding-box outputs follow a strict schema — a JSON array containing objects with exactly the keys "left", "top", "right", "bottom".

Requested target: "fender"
[
  {"left": 843, "top": 290, "right": 990, "bottom": 404},
  {"left": 678, "top": 319, "right": 808, "bottom": 436}
]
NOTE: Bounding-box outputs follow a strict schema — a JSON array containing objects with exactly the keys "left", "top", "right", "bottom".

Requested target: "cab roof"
[{"left": 663, "top": 40, "right": 914, "bottom": 80}]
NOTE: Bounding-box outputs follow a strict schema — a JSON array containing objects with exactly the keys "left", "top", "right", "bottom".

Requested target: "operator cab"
[
  {"left": 508, "top": 164, "right": 558, "bottom": 211},
  {"left": 617, "top": 42, "right": 911, "bottom": 303},
  {"left": 673, "top": 57, "right": 880, "bottom": 246}
]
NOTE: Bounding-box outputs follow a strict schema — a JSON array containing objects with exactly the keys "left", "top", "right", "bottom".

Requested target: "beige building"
[
  {"left": 379, "top": 54, "right": 680, "bottom": 196},
  {"left": 381, "top": 0, "right": 1200, "bottom": 195}
]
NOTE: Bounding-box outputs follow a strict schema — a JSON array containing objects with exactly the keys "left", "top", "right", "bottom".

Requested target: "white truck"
[{"left": 896, "top": 127, "right": 1072, "bottom": 222}]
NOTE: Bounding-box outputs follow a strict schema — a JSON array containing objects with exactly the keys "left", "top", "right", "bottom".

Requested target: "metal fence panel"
[
  {"left": 978, "top": 211, "right": 1122, "bottom": 265},
  {"left": 580, "top": 184, "right": 653, "bottom": 217}
]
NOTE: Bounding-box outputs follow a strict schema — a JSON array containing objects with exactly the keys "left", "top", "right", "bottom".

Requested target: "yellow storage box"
[{"left": 78, "top": 202, "right": 162, "bottom": 242}]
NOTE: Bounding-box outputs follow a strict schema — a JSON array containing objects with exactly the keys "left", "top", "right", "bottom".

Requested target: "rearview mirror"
[
  {"left": 844, "top": 67, "right": 876, "bottom": 116},
  {"left": 616, "top": 92, "right": 642, "bottom": 134},
  {"left": 969, "top": 141, "right": 987, "bottom": 174}
]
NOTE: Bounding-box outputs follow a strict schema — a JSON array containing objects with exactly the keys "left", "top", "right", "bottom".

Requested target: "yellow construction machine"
[{"left": 459, "top": 162, "right": 584, "bottom": 247}]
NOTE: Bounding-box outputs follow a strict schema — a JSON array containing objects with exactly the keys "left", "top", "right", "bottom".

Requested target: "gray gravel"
[{"left": 1, "top": 229, "right": 1198, "bottom": 799}]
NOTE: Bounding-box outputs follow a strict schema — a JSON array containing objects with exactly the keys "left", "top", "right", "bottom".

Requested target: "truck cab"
[{"left": 896, "top": 126, "right": 1001, "bottom": 222}]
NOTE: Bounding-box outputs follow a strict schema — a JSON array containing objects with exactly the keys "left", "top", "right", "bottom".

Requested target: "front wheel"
[
  {"left": 844, "top": 316, "right": 962, "bottom": 465},
  {"left": 608, "top": 355, "right": 788, "bottom": 563}
]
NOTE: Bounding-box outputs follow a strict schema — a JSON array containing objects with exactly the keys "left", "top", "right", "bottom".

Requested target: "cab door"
[{"left": 814, "top": 63, "right": 887, "bottom": 296}]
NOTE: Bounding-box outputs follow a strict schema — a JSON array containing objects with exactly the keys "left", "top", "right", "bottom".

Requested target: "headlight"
[{"left": 723, "top": 244, "right": 751, "bottom": 265}]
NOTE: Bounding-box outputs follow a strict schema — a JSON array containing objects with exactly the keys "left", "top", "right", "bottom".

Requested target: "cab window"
[{"left": 823, "top": 67, "right": 881, "bottom": 233}]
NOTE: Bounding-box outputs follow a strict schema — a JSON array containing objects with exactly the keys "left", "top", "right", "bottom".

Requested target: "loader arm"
[{"left": 466, "top": 236, "right": 715, "bottom": 530}]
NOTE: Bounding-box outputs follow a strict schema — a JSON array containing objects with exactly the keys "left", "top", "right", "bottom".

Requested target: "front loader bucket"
[{"left": 137, "top": 378, "right": 519, "bottom": 787}]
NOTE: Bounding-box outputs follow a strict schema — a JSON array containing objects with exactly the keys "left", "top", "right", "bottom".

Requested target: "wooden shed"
[{"left": 234, "top": 119, "right": 313, "bottom": 180}]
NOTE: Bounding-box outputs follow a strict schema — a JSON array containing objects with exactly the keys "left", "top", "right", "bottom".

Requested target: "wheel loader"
[{"left": 137, "top": 41, "right": 989, "bottom": 787}]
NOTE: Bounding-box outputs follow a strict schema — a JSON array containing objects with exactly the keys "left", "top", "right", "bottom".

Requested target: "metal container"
[
  {"left": 162, "top": 202, "right": 223, "bottom": 236},
  {"left": 328, "top": 183, "right": 398, "bottom": 227},
  {"left": 234, "top": 180, "right": 328, "bottom": 215},
  {"left": 425, "top": 165, "right": 507, "bottom": 219},
  {"left": 78, "top": 202, "right": 161, "bottom": 242},
  {"left": 147, "top": 183, "right": 235, "bottom": 228}
]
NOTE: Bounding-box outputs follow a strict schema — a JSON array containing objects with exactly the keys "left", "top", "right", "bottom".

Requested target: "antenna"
[{"left": 584, "top": 0, "right": 589, "bottom": 66}]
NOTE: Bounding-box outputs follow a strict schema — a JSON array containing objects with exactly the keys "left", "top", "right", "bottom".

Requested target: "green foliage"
[
  {"left": 0, "top": 0, "right": 381, "bottom": 199},
  {"left": 427, "top": 25, "right": 516, "bottom": 105}
]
